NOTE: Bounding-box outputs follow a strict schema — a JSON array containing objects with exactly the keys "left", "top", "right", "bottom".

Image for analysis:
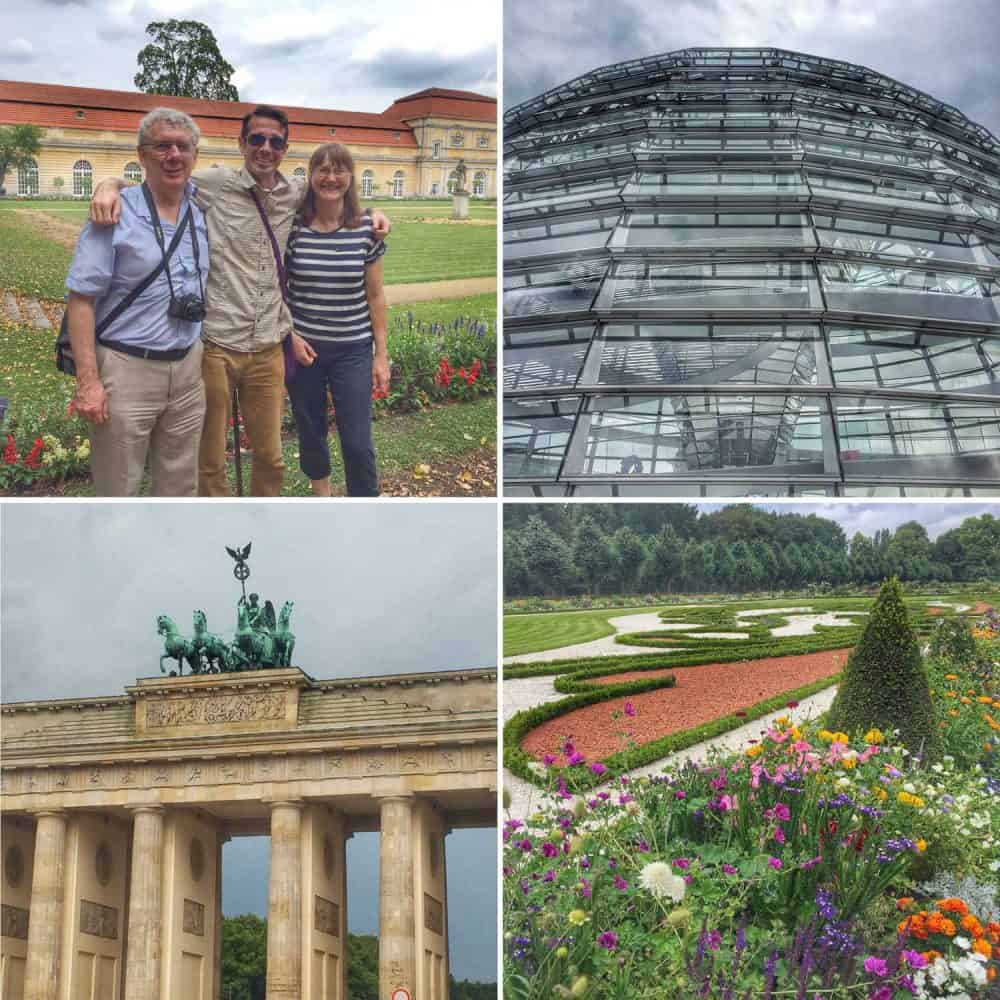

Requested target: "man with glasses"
[
  {"left": 67, "top": 107, "right": 208, "bottom": 495},
  {"left": 91, "top": 103, "right": 390, "bottom": 496}
]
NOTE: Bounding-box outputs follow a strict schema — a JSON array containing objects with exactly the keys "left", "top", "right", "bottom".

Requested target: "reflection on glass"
[{"left": 503, "top": 397, "right": 580, "bottom": 479}]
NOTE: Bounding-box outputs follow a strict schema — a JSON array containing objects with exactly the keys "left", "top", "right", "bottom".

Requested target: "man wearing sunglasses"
[{"left": 90, "top": 103, "right": 391, "bottom": 496}]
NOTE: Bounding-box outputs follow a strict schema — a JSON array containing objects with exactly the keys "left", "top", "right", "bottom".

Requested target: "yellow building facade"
[{"left": 0, "top": 81, "right": 497, "bottom": 199}]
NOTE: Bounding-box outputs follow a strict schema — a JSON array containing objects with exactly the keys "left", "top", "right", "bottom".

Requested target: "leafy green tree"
[
  {"left": 0, "top": 125, "right": 42, "bottom": 195},
  {"left": 521, "top": 515, "right": 575, "bottom": 595},
  {"left": 612, "top": 526, "right": 646, "bottom": 593},
  {"left": 221, "top": 914, "right": 266, "bottom": 1000},
  {"left": 571, "top": 514, "right": 615, "bottom": 594},
  {"left": 826, "top": 578, "right": 937, "bottom": 756},
  {"left": 642, "top": 524, "right": 683, "bottom": 592},
  {"left": 347, "top": 934, "right": 379, "bottom": 1000},
  {"left": 135, "top": 20, "right": 239, "bottom": 100}
]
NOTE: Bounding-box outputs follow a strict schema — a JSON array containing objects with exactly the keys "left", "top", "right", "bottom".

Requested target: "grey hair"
[{"left": 137, "top": 107, "right": 201, "bottom": 147}]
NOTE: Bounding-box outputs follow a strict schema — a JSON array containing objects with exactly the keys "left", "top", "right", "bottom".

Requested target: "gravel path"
[{"left": 503, "top": 612, "right": 697, "bottom": 665}]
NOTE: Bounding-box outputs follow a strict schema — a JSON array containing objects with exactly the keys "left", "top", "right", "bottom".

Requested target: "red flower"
[
  {"left": 23, "top": 438, "right": 45, "bottom": 470},
  {"left": 3, "top": 434, "right": 18, "bottom": 465},
  {"left": 67, "top": 400, "right": 77, "bottom": 417},
  {"left": 435, "top": 357, "right": 454, "bottom": 387}
]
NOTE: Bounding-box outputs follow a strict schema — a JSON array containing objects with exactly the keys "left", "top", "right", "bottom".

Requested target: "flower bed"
[{"left": 503, "top": 617, "right": 1000, "bottom": 999}]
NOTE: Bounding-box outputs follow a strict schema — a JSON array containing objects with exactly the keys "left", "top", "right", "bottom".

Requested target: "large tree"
[
  {"left": 220, "top": 914, "right": 266, "bottom": 1000},
  {"left": 135, "top": 20, "right": 239, "bottom": 101},
  {"left": 0, "top": 125, "right": 42, "bottom": 195}
]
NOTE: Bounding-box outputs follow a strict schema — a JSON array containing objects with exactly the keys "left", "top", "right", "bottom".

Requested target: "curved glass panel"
[{"left": 612, "top": 212, "right": 814, "bottom": 251}]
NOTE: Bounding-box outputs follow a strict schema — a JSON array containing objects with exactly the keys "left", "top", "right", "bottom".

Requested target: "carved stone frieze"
[
  {"left": 80, "top": 899, "right": 118, "bottom": 940},
  {"left": 1, "top": 903, "right": 29, "bottom": 940},
  {"left": 183, "top": 898, "right": 205, "bottom": 936},
  {"left": 146, "top": 692, "right": 286, "bottom": 729},
  {"left": 314, "top": 895, "right": 340, "bottom": 937}
]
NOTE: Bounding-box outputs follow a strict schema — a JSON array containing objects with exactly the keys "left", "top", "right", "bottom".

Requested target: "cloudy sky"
[
  {"left": 0, "top": 0, "right": 497, "bottom": 111},
  {"left": 504, "top": 0, "right": 1000, "bottom": 138},
  {"left": 1, "top": 501, "right": 498, "bottom": 981}
]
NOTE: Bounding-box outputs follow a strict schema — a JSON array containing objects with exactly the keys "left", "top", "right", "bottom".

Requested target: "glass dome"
[{"left": 502, "top": 48, "right": 1000, "bottom": 497}]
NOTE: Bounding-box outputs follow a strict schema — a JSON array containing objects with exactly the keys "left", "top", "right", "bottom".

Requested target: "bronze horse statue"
[
  {"left": 157, "top": 614, "right": 200, "bottom": 676},
  {"left": 191, "top": 610, "right": 231, "bottom": 672}
]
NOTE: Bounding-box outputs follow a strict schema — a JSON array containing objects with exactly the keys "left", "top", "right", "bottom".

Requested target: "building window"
[
  {"left": 478, "top": 133, "right": 489, "bottom": 148},
  {"left": 432, "top": 140, "right": 441, "bottom": 159},
  {"left": 361, "top": 170, "right": 374, "bottom": 198},
  {"left": 293, "top": 167, "right": 306, "bottom": 180},
  {"left": 473, "top": 171, "right": 487, "bottom": 197},
  {"left": 391, "top": 171, "right": 404, "bottom": 199},
  {"left": 124, "top": 161, "right": 143, "bottom": 183},
  {"left": 447, "top": 171, "right": 458, "bottom": 195},
  {"left": 75, "top": 110, "right": 85, "bottom": 120},
  {"left": 72, "top": 160, "right": 93, "bottom": 197},
  {"left": 430, "top": 182, "right": 439, "bottom": 195},
  {"left": 17, "top": 158, "right": 39, "bottom": 196},
  {"left": 451, "top": 131, "right": 464, "bottom": 147},
  {"left": 329, "top": 127, "right": 337, "bottom": 136},
  {"left": 393, "top": 131, "right": 401, "bottom": 140}
]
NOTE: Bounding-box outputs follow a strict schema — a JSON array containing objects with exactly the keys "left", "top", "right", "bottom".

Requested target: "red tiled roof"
[
  {"left": 383, "top": 87, "right": 497, "bottom": 124},
  {"left": 0, "top": 79, "right": 448, "bottom": 147}
]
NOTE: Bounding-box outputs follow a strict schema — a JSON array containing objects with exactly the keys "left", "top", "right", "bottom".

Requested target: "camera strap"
[{"left": 141, "top": 181, "right": 202, "bottom": 304}]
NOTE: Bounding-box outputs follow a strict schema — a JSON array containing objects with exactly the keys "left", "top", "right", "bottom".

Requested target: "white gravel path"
[
  {"left": 927, "top": 601, "right": 971, "bottom": 612},
  {"left": 502, "top": 685, "right": 839, "bottom": 820},
  {"left": 769, "top": 611, "right": 868, "bottom": 637},
  {"left": 503, "top": 612, "right": 697, "bottom": 664}
]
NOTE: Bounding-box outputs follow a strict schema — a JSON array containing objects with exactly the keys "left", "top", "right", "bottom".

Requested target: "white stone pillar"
[
  {"left": 124, "top": 805, "right": 164, "bottom": 1000},
  {"left": 23, "top": 811, "right": 67, "bottom": 1000},
  {"left": 379, "top": 795, "right": 416, "bottom": 1000},
  {"left": 266, "top": 801, "right": 303, "bottom": 1000}
]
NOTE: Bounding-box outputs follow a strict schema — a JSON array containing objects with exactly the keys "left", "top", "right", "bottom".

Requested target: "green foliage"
[
  {"left": 379, "top": 222, "right": 496, "bottom": 284},
  {"left": 928, "top": 616, "right": 978, "bottom": 669},
  {"left": 0, "top": 211, "right": 73, "bottom": 300},
  {"left": 347, "top": 933, "right": 379, "bottom": 1000},
  {"left": 827, "top": 578, "right": 937, "bottom": 756},
  {"left": 135, "top": 20, "right": 239, "bottom": 100},
  {"left": 0, "top": 125, "right": 42, "bottom": 192},
  {"left": 220, "top": 914, "right": 266, "bottom": 1000}
]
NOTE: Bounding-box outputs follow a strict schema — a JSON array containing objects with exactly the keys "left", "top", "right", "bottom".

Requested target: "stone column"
[
  {"left": 124, "top": 805, "right": 164, "bottom": 1000},
  {"left": 23, "top": 810, "right": 67, "bottom": 1000},
  {"left": 379, "top": 795, "right": 416, "bottom": 1000},
  {"left": 214, "top": 833, "right": 229, "bottom": 1000},
  {"left": 266, "top": 801, "right": 303, "bottom": 1000}
]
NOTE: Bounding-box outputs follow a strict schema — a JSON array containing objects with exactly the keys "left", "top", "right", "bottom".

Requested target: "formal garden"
[
  {"left": 502, "top": 586, "right": 1000, "bottom": 999},
  {"left": 0, "top": 197, "right": 497, "bottom": 495}
]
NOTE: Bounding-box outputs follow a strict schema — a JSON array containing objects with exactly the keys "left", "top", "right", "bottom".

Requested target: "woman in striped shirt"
[{"left": 285, "top": 143, "right": 388, "bottom": 496}]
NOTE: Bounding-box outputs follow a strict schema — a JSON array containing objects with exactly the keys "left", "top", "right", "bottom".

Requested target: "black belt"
[{"left": 103, "top": 341, "right": 194, "bottom": 362}]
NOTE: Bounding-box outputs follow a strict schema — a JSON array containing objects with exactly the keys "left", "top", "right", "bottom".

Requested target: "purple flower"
[
  {"left": 706, "top": 929, "right": 722, "bottom": 951},
  {"left": 613, "top": 874, "right": 628, "bottom": 891},
  {"left": 598, "top": 792, "right": 610, "bottom": 801},
  {"left": 542, "top": 753, "right": 558, "bottom": 766},
  {"left": 773, "top": 826, "right": 786, "bottom": 845},
  {"left": 624, "top": 702, "right": 635, "bottom": 717},
  {"left": 870, "top": 988, "right": 892, "bottom": 1000},
  {"left": 597, "top": 931, "right": 618, "bottom": 950},
  {"left": 578, "top": 878, "right": 592, "bottom": 899},
  {"left": 864, "top": 957, "right": 888, "bottom": 977},
  {"left": 517, "top": 839, "right": 532, "bottom": 852},
  {"left": 542, "top": 842, "right": 559, "bottom": 858},
  {"left": 767, "top": 857, "right": 782, "bottom": 870},
  {"left": 589, "top": 762, "right": 607, "bottom": 776},
  {"left": 567, "top": 752, "right": 586, "bottom": 766},
  {"left": 773, "top": 802, "right": 791, "bottom": 821},
  {"left": 542, "top": 869, "right": 555, "bottom": 883},
  {"left": 801, "top": 856, "right": 822, "bottom": 870},
  {"left": 902, "top": 950, "right": 927, "bottom": 970},
  {"left": 563, "top": 739, "right": 575, "bottom": 755},
  {"left": 675, "top": 790, "right": 686, "bottom": 800},
  {"left": 722, "top": 864, "right": 738, "bottom": 875},
  {"left": 673, "top": 858, "right": 690, "bottom": 870}
]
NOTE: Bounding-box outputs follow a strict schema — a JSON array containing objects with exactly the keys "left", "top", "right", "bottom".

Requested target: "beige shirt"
[{"left": 192, "top": 166, "right": 306, "bottom": 352}]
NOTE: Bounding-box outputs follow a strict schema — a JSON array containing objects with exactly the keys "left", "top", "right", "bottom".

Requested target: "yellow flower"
[
  {"left": 567, "top": 909, "right": 588, "bottom": 926},
  {"left": 897, "top": 791, "right": 926, "bottom": 809},
  {"left": 842, "top": 757, "right": 856, "bottom": 770},
  {"left": 555, "top": 946, "right": 568, "bottom": 959},
  {"left": 872, "top": 787, "right": 887, "bottom": 801},
  {"left": 746, "top": 745, "right": 764, "bottom": 758},
  {"left": 978, "top": 696, "right": 993, "bottom": 704},
  {"left": 915, "top": 839, "right": 927, "bottom": 852},
  {"left": 863, "top": 728, "right": 884, "bottom": 745},
  {"left": 945, "top": 674, "right": 959, "bottom": 681}
]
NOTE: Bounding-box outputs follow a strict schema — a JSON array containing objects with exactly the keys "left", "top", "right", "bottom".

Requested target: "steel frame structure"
[{"left": 502, "top": 48, "right": 1000, "bottom": 497}]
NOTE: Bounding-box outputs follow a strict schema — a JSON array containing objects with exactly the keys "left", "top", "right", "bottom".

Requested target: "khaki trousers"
[
  {"left": 199, "top": 341, "right": 285, "bottom": 497},
  {"left": 88, "top": 341, "right": 205, "bottom": 497}
]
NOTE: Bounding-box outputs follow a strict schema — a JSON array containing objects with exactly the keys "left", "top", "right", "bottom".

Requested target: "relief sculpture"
[
  {"left": 80, "top": 900, "right": 118, "bottom": 940},
  {"left": 1, "top": 904, "right": 29, "bottom": 940},
  {"left": 424, "top": 893, "right": 444, "bottom": 935},
  {"left": 314, "top": 895, "right": 340, "bottom": 937},
  {"left": 183, "top": 898, "right": 205, "bottom": 936},
  {"left": 146, "top": 692, "right": 285, "bottom": 728}
]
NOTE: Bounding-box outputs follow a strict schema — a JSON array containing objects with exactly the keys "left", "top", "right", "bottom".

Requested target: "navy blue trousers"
[{"left": 288, "top": 337, "right": 379, "bottom": 496}]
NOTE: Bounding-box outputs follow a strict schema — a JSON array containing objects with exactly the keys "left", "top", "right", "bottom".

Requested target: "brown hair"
[{"left": 299, "top": 143, "right": 363, "bottom": 229}]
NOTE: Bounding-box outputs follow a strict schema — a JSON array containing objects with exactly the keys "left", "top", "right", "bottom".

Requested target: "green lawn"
[
  {"left": 504, "top": 609, "right": 641, "bottom": 657},
  {"left": 0, "top": 200, "right": 496, "bottom": 294}
]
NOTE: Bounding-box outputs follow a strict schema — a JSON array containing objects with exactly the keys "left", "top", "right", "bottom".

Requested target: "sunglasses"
[{"left": 246, "top": 133, "right": 287, "bottom": 150}]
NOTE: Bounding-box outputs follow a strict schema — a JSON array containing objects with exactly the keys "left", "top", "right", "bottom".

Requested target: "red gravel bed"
[{"left": 520, "top": 648, "right": 851, "bottom": 764}]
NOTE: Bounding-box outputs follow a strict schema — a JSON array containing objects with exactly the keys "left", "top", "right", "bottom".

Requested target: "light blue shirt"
[{"left": 66, "top": 182, "right": 210, "bottom": 351}]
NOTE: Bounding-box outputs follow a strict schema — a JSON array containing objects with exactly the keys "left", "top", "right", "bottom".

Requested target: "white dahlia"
[{"left": 639, "top": 862, "right": 686, "bottom": 902}]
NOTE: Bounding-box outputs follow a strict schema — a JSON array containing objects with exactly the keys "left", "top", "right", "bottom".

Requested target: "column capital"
[
  {"left": 127, "top": 803, "right": 164, "bottom": 816},
  {"left": 267, "top": 798, "right": 304, "bottom": 811},
  {"left": 374, "top": 792, "right": 415, "bottom": 805},
  {"left": 31, "top": 808, "right": 67, "bottom": 820}
]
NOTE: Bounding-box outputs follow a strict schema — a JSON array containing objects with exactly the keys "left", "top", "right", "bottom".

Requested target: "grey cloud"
[{"left": 347, "top": 46, "right": 496, "bottom": 94}]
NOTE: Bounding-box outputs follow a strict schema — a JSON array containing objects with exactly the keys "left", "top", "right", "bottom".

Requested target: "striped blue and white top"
[{"left": 285, "top": 216, "right": 386, "bottom": 344}]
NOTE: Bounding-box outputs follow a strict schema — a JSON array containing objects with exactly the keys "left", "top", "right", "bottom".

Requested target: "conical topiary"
[{"left": 826, "top": 578, "right": 937, "bottom": 758}]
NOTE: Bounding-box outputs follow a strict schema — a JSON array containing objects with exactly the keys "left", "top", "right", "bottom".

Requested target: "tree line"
[{"left": 504, "top": 505, "right": 1000, "bottom": 597}]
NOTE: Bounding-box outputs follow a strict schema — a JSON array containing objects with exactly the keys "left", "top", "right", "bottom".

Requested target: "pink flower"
[
  {"left": 624, "top": 702, "right": 635, "bottom": 717},
  {"left": 567, "top": 752, "right": 586, "bottom": 766},
  {"left": 722, "top": 864, "right": 738, "bottom": 875},
  {"left": 767, "top": 857, "right": 782, "bottom": 870},
  {"left": 589, "top": 762, "right": 607, "bottom": 776},
  {"left": 672, "top": 858, "right": 690, "bottom": 870},
  {"left": 773, "top": 803, "right": 790, "bottom": 822},
  {"left": 773, "top": 827, "right": 786, "bottom": 845},
  {"left": 542, "top": 753, "right": 558, "bottom": 766},
  {"left": 864, "top": 957, "right": 888, "bottom": 977},
  {"left": 902, "top": 950, "right": 927, "bottom": 970},
  {"left": 597, "top": 930, "right": 617, "bottom": 950}
]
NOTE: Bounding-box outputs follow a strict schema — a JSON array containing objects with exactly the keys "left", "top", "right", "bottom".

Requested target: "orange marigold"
[
  {"left": 938, "top": 898, "right": 969, "bottom": 916},
  {"left": 922, "top": 949, "right": 941, "bottom": 963},
  {"left": 960, "top": 914, "right": 983, "bottom": 937},
  {"left": 973, "top": 938, "right": 992, "bottom": 959},
  {"left": 896, "top": 897, "right": 915, "bottom": 910}
]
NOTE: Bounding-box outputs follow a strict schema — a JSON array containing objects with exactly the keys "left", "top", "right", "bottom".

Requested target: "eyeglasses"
[
  {"left": 314, "top": 165, "right": 351, "bottom": 178},
  {"left": 142, "top": 141, "right": 197, "bottom": 157},
  {"left": 246, "top": 133, "right": 287, "bottom": 150}
]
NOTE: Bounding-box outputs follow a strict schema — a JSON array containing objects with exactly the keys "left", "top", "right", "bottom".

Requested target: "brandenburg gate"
[{"left": 0, "top": 545, "right": 497, "bottom": 1000}]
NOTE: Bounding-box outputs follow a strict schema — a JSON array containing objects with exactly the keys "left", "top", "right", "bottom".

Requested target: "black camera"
[{"left": 168, "top": 293, "right": 207, "bottom": 322}]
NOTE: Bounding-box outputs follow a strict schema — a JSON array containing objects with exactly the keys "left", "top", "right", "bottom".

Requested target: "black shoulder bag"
[{"left": 55, "top": 183, "right": 194, "bottom": 376}]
